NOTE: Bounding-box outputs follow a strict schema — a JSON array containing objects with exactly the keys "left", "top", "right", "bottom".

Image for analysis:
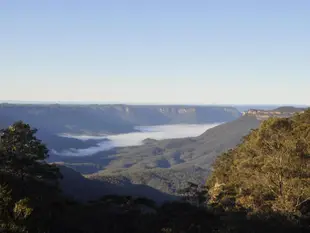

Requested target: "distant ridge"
[
  {"left": 242, "top": 106, "right": 305, "bottom": 120},
  {"left": 0, "top": 104, "right": 241, "bottom": 135},
  {"left": 273, "top": 106, "right": 305, "bottom": 112}
]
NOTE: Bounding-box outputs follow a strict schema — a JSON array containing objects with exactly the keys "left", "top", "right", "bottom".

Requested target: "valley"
[
  {"left": 54, "top": 106, "right": 306, "bottom": 201},
  {"left": 0, "top": 103, "right": 309, "bottom": 233},
  {"left": 54, "top": 123, "right": 221, "bottom": 156},
  {"left": 2, "top": 2, "right": 309, "bottom": 231},
  {"left": 58, "top": 115, "right": 261, "bottom": 200},
  {"left": 0, "top": 104, "right": 306, "bottom": 202}
]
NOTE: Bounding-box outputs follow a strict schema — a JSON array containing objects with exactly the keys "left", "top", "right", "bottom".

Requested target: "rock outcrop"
[{"left": 242, "top": 107, "right": 305, "bottom": 121}]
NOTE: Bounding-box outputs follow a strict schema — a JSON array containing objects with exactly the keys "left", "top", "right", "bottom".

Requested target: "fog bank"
[{"left": 55, "top": 123, "right": 221, "bottom": 156}]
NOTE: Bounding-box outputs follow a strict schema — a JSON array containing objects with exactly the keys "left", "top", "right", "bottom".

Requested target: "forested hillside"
[
  {"left": 83, "top": 115, "right": 261, "bottom": 198},
  {"left": 0, "top": 110, "right": 309, "bottom": 232},
  {"left": 207, "top": 109, "right": 310, "bottom": 219}
]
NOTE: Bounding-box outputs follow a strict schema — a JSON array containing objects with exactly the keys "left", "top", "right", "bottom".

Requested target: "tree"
[
  {"left": 0, "top": 121, "right": 61, "bottom": 183},
  {"left": 178, "top": 182, "right": 209, "bottom": 207},
  {"left": 0, "top": 184, "right": 32, "bottom": 233},
  {"left": 0, "top": 121, "right": 63, "bottom": 233},
  {"left": 207, "top": 109, "right": 310, "bottom": 218}
]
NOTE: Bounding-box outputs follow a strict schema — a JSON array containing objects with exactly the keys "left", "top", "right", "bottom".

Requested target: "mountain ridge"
[
  {"left": 0, "top": 104, "right": 241, "bottom": 135},
  {"left": 1, "top": 105, "right": 306, "bottom": 201}
]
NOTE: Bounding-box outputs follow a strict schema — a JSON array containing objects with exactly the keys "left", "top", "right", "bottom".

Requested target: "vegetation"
[
  {"left": 0, "top": 110, "right": 309, "bottom": 232},
  {"left": 207, "top": 109, "right": 310, "bottom": 222},
  {"left": 63, "top": 114, "right": 261, "bottom": 197}
]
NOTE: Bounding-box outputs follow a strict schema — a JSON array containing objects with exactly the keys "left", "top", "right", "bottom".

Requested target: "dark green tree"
[
  {"left": 0, "top": 121, "right": 63, "bottom": 233},
  {"left": 0, "top": 184, "right": 32, "bottom": 233},
  {"left": 0, "top": 121, "right": 61, "bottom": 183},
  {"left": 178, "top": 182, "right": 209, "bottom": 207}
]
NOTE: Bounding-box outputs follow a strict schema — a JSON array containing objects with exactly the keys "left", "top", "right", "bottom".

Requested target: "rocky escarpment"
[
  {"left": 242, "top": 106, "right": 305, "bottom": 121},
  {"left": 0, "top": 104, "right": 241, "bottom": 134}
]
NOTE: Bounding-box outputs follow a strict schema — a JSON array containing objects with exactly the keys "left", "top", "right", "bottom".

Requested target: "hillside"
[
  {"left": 60, "top": 115, "right": 261, "bottom": 195},
  {"left": 207, "top": 109, "right": 310, "bottom": 217},
  {"left": 61, "top": 107, "right": 305, "bottom": 197},
  {"left": 58, "top": 165, "right": 177, "bottom": 203},
  {"left": 273, "top": 106, "right": 306, "bottom": 112},
  {"left": 0, "top": 105, "right": 305, "bottom": 200},
  {"left": 0, "top": 110, "right": 308, "bottom": 233}
]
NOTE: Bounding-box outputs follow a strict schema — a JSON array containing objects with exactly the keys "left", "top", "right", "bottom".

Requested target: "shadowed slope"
[{"left": 58, "top": 165, "right": 178, "bottom": 203}]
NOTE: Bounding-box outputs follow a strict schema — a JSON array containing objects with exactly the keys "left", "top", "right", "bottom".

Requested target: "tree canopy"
[
  {"left": 0, "top": 121, "right": 63, "bottom": 233},
  {"left": 207, "top": 109, "right": 310, "bottom": 219},
  {"left": 0, "top": 112, "right": 309, "bottom": 233},
  {"left": 0, "top": 121, "right": 61, "bottom": 183}
]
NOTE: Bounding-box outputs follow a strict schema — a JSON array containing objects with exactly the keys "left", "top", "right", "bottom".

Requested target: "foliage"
[
  {"left": 207, "top": 109, "right": 310, "bottom": 220},
  {"left": 0, "top": 121, "right": 63, "bottom": 233},
  {"left": 0, "top": 121, "right": 61, "bottom": 183},
  {"left": 177, "top": 181, "right": 209, "bottom": 207},
  {"left": 0, "top": 184, "right": 32, "bottom": 233},
  {"left": 0, "top": 115, "right": 309, "bottom": 233}
]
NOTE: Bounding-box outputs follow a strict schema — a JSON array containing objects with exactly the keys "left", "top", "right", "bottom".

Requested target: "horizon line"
[{"left": 0, "top": 100, "right": 308, "bottom": 107}]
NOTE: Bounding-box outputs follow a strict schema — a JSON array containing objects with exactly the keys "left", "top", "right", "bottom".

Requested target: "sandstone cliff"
[{"left": 242, "top": 107, "right": 304, "bottom": 121}]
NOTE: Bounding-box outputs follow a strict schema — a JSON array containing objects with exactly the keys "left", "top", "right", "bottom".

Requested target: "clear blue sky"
[{"left": 1, "top": 0, "right": 309, "bottom": 105}]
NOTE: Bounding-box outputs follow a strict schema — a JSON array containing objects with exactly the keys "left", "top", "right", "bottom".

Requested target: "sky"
[{"left": 0, "top": 0, "right": 309, "bottom": 105}]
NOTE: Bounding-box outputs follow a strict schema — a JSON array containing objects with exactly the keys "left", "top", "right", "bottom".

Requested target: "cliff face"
[
  {"left": 0, "top": 104, "right": 241, "bottom": 134},
  {"left": 242, "top": 107, "right": 305, "bottom": 121}
]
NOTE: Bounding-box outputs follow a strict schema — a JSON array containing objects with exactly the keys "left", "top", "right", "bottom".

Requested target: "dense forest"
[{"left": 0, "top": 109, "right": 309, "bottom": 233}]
